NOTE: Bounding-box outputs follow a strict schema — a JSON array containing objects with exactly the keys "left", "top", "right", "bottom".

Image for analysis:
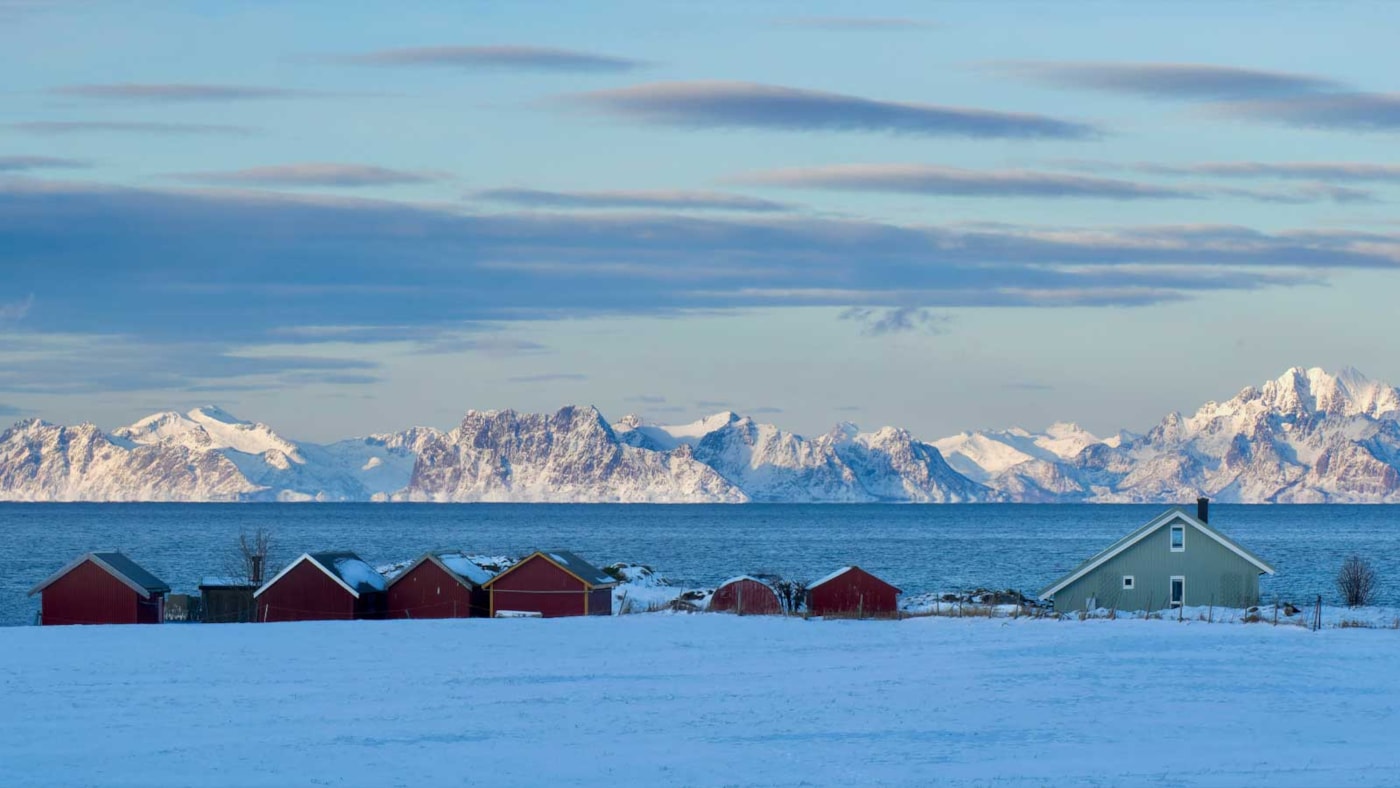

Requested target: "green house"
[{"left": 1039, "top": 500, "right": 1276, "bottom": 613}]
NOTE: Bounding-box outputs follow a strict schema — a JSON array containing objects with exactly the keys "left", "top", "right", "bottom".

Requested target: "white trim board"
[
  {"left": 253, "top": 553, "right": 361, "bottom": 599},
  {"left": 1038, "top": 508, "right": 1275, "bottom": 601}
]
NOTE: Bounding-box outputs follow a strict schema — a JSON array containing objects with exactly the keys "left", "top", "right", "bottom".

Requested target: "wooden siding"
[
  {"left": 257, "top": 560, "right": 358, "bottom": 622},
  {"left": 709, "top": 578, "right": 783, "bottom": 615},
  {"left": 587, "top": 586, "right": 612, "bottom": 616},
  {"left": 489, "top": 555, "right": 590, "bottom": 618},
  {"left": 807, "top": 568, "right": 899, "bottom": 618},
  {"left": 386, "top": 561, "right": 484, "bottom": 619},
  {"left": 38, "top": 558, "right": 149, "bottom": 626},
  {"left": 201, "top": 586, "right": 256, "bottom": 623},
  {"left": 1050, "top": 516, "right": 1263, "bottom": 613}
]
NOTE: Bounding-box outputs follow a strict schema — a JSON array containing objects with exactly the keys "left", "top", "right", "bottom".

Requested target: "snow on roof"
[
  {"left": 436, "top": 553, "right": 496, "bottom": 586},
  {"left": 717, "top": 575, "right": 770, "bottom": 588},
  {"left": 200, "top": 576, "right": 254, "bottom": 588},
  {"left": 325, "top": 555, "right": 387, "bottom": 594},
  {"left": 808, "top": 567, "right": 854, "bottom": 588},
  {"left": 543, "top": 551, "right": 615, "bottom": 586}
]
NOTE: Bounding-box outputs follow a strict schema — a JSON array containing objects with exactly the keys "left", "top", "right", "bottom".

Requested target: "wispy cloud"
[
  {"left": 52, "top": 83, "right": 316, "bottom": 102},
  {"left": 733, "top": 164, "right": 1192, "bottom": 199},
  {"left": 0, "top": 403, "right": 20, "bottom": 417},
  {"left": 506, "top": 373, "right": 588, "bottom": 383},
  {"left": 0, "top": 155, "right": 91, "bottom": 172},
  {"left": 0, "top": 294, "right": 34, "bottom": 322},
  {"left": 626, "top": 394, "right": 667, "bottom": 404},
  {"left": 749, "top": 406, "right": 783, "bottom": 414},
  {"left": 340, "top": 45, "right": 643, "bottom": 72},
  {"left": 992, "top": 61, "right": 1340, "bottom": 100},
  {"left": 417, "top": 336, "right": 549, "bottom": 356},
  {"left": 1209, "top": 92, "right": 1400, "bottom": 132},
  {"left": 569, "top": 81, "right": 1097, "bottom": 139},
  {"left": 174, "top": 163, "right": 443, "bottom": 188},
  {"left": 840, "top": 307, "right": 949, "bottom": 336},
  {"left": 8, "top": 121, "right": 255, "bottom": 136},
  {"left": 1063, "top": 160, "right": 1400, "bottom": 183},
  {"left": 696, "top": 400, "right": 732, "bottom": 409},
  {"left": 474, "top": 187, "right": 788, "bottom": 212},
  {"left": 773, "top": 17, "right": 936, "bottom": 31}
]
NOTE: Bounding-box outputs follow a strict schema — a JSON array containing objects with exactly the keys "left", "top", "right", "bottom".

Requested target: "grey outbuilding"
[{"left": 1039, "top": 498, "right": 1275, "bottom": 613}]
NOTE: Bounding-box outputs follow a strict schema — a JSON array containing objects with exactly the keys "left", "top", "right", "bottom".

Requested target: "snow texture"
[
  {"left": 2, "top": 616, "right": 1397, "bottom": 786},
  {"left": 8, "top": 367, "right": 1400, "bottom": 502}
]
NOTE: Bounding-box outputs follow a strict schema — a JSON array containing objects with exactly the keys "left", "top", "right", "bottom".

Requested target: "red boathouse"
[
  {"left": 254, "top": 552, "right": 387, "bottom": 622},
  {"left": 709, "top": 576, "right": 783, "bottom": 615},
  {"left": 386, "top": 552, "right": 495, "bottom": 619},
  {"left": 483, "top": 551, "right": 615, "bottom": 618},
  {"left": 806, "top": 566, "right": 901, "bottom": 618},
  {"left": 29, "top": 552, "right": 171, "bottom": 626}
]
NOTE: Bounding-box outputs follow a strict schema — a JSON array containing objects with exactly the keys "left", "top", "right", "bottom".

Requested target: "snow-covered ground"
[{"left": 3, "top": 616, "right": 1397, "bottom": 786}]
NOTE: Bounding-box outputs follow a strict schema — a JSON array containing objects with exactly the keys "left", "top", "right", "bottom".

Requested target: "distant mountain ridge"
[{"left": 3, "top": 366, "right": 1399, "bottom": 502}]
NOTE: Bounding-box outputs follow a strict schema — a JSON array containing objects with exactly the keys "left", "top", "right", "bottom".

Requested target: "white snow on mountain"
[{"left": 5, "top": 366, "right": 1400, "bottom": 502}]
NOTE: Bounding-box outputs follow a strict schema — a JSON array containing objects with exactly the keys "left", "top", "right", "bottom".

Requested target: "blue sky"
[{"left": 3, "top": 0, "right": 1399, "bottom": 441}]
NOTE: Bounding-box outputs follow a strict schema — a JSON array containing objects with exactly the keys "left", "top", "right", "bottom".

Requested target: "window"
[
  {"left": 1170, "top": 524, "right": 1185, "bottom": 552},
  {"left": 1122, "top": 575, "right": 1135, "bottom": 590},
  {"left": 1170, "top": 576, "right": 1185, "bottom": 608}
]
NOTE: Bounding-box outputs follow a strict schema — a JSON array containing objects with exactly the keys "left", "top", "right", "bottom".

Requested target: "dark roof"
[
  {"left": 306, "top": 551, "right": 388, "bottom": 595},
  {"left": 92, "top": 552, "right": 170, "bottom": 594},
  {"left": 540, "top": 551, "right": 616, "bottom": 587}
]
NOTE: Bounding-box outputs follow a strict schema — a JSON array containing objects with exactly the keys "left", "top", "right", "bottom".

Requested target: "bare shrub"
[
  {"left": 1337, "top": 555, "right": 1377, "bottom": 608},
  {"left": 222, "top": 528, "right": 274, "bottom": 585}
]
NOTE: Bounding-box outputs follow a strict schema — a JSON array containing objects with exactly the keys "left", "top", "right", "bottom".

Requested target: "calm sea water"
[{"left": 2, "top": 503, "right": 1396, "bottom": 626}]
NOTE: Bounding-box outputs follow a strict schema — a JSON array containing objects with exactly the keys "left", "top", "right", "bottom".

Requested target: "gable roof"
[
  {"left": 808, "top": 565, "right": 902, "bottom": 594},
  {"left": 29, "top": 552, "right": 171, "bottom": 599},
  {"left": 483, "top": 550, "right": 616, "bottom": 589},
  {"left": 387, "top": 552, "right": 496, "bottom": 590},
  {"left": 1038, "top": 507, "right": 1276, "bottom": 600},
  {"left": 253, "top": 552, "right": 387, "bottom": 599},
  {"left": 717, "top": 575, "right": 774, "bottom": 590}
]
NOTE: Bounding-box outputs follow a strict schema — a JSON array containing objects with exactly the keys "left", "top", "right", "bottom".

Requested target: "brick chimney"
[{"left": 1196, "top": 496, "right": 1209, "bottom": 524}]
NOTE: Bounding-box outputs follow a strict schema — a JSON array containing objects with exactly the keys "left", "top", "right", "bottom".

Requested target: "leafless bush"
[
  {"left": 224, "top": 528, "right": 274, "bottom": 585},
  {"left": 1337, "top": 554, "right": 1377, "bottom": 608}
]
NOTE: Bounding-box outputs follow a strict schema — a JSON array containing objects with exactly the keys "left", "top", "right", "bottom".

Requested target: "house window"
[
  {"left": 1122, "top": 575, "right": 1135, "bottom": 590},
  {"left": 1170, "top": 576, "right": 1185, "bottom": 608},
  {"left": 1170, "top": 524, "right": 1185, "bottom": 552}
]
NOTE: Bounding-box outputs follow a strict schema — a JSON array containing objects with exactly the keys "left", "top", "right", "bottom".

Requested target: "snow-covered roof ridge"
[{"left": 808, "top": 566, "right": 854, "bottom": 588}]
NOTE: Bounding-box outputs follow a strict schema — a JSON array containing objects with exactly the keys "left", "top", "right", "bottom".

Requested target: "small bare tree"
[
  {"left": 1337, "top": 554, "right": 1377, "bottom": 608},
  {"left": 226, "top": 528, "right": 274, "bottom": 586}
]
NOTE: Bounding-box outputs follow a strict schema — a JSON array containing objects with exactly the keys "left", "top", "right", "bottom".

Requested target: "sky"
[{"left": 3, "top": 0, "right": 1400, "bottom": 443}]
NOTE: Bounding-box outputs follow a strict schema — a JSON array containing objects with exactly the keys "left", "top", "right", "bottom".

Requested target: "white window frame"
[
  {"left": 1169, "top": 575, "right": 1185, "bottom": 608},
  {"left": 1122, "top": 575, "right": 1135, "bottom": 590},
  {"left": 1170, "top": 524, "right": 1186, "bottom": 552}
]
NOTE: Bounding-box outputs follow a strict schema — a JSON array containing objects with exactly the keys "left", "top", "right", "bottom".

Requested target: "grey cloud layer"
[
  {"left": 8, "top": 121, "right": 256, "bottom": 136},
  {"left": 996, "top": 61, "right": 1339, "bottom": 100},
  {"left": 342, "top": 45, "right": 642, "bottom": 72},
  {"left": 0, "top": 155, "right": 91, "bottom": 171},
  {"left": 3, "top": 181, "right": 1396, "bottom": 351},
  {"left": 570, "top": 81, "right": 1096, "bottom": 139},
  {"left": 774, "top": 17, "right": 936, "bottom": 31},
  {"left": 176, "top": 164, "right": 441, "bottom": 188},
  {"left": 734, "top": 164, "right": 1193, "bottom": 199},
  {"left": 475, "top": 188, "right": 788, "bottom": 212},
  {"left": 1209, "top": 92, "right": 1400, "bottom": 132}
]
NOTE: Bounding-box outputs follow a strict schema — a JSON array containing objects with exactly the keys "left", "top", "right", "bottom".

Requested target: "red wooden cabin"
[
  {"left": 386, "top": 552, "right": 494, "bottom": 619},
  {"left": 709, "top": 576, "right": 783, "bottom": 615},
  {"left": 254, "top": 552, "right": 387, "bottom": 622},
  {"left": 806, "top": 566, "right": 902, "bottom": 618},
  {"left": 483, "top": 551, "right": 615, "bottom": 618},
  {"left": 29, "top": 552, "right": 170, "bottom": 626}
]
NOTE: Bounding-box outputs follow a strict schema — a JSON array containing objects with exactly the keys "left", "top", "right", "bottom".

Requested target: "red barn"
[
  {"left": 29, "top": 552, "right": 170, "bottom": 626},
  {"left": 254, "top": 552, "right": 387, "bottom": 622},
  {"left": 806, "top": 566, "right": 901, "bottom": 618},
  {"left": 386, "top": 552, "right": 495, "bottom": 619},
  {"left": 709, "top": 576, "right": 783, "bottom": 615},
  {"left": 483, "top": 551, "right": 615, "bottom": 618}
]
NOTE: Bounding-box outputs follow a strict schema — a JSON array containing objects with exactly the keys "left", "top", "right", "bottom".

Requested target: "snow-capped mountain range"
[{"left": 4, "top": 366, "right": 1400, "bottom": 502}]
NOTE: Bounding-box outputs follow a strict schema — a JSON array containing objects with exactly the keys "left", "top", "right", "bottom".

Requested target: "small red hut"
[
  {"left": 708, "top": 576, "right": 783, "bottom": 615},
  {"left": 386, "top": 552, "right": 495, "bottom": 619},
  {"left": 29, "top": 552, "right": 171, "bottom": 626},
  {"left": 483, "top": 551, "right": 615, "bottom": 618},
  {"left": 806, "top": 566, "right": 901, "bottom": 618},
  {"left": 254, "top": 552, "right": 387, "bottom": 622}
]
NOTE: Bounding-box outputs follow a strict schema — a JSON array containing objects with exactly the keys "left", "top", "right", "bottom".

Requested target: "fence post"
[{"left": 1313, "top": 594, "right": 1322, "bottom": 632}]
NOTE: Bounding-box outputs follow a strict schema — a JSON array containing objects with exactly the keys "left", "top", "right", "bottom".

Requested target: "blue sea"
[{"left": 2, "top": 503, "right": 1396, "bottom": 626}]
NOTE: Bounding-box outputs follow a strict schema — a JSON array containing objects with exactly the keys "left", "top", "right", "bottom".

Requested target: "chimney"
[
  {"left": 1196, "top": 496, "right": 1209, "bottom": 524},
  {"left": 250, "top": 555, "right": 264, "bottom": 586}
]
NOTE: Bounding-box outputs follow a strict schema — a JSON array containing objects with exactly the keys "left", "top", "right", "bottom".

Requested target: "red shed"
[
  {"left": 709, "top": 576, "right": 783, "bottom": 615},
  {"left": 806, "top": 566, "right": 901, "bottom": 618},
  {"left": 29, "top": 552, "right": 170, "bottom": 626},
  {"left": 483, "top": 551, "right": 615, "bottom": 618},
  {"left": 254, "top": 552, "right": 387, "bottom": 622},
  {"left": 386, "top": 552, "right": 495, "bottom": 619}
]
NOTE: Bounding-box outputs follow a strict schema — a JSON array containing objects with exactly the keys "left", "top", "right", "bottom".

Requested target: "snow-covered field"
[{"left": 3, "top": 617, "right": 1398, "bottom": 787}]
